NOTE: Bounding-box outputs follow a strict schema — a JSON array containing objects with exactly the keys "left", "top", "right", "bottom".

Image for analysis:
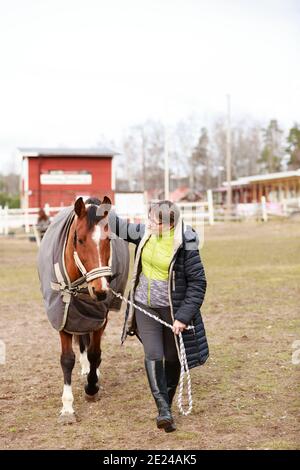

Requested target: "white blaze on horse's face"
[
  {"left": 92, "top": 224, "right": 101, "bottom": 250},
  {"left": 91, "top": 223, "right": 108, "bottom": 293}
]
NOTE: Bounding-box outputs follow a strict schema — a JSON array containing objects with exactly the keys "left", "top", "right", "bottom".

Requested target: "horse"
[{"left": 37, "top": 196, "right": 129, "bottom": 423}]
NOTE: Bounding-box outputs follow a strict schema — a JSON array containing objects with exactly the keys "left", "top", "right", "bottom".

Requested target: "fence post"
[
  {"left": 282, "top": 199, "right": 287, "bottom": 216},
  {"left": 24, "top": 206, "right": 30, "bottom": 234},
  {"left": 44, "top": 203, "right": 50, "bottom": 216},
  {"left": 207, "top": 189, "right": 214, "bottom": 225},
  {"left": 261, "top": 196, "right": 268, "bottom": 222},
  {"left": 4, "top": 205, "right": 9, "bottom": 235},
  {"left": 32, "top": 225, "right": 41, "bottom": 247}
]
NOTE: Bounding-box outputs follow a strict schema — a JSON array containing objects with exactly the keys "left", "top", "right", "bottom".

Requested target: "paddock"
[{"left": 0, "top": 220, "right": 299, "bottom": 450}]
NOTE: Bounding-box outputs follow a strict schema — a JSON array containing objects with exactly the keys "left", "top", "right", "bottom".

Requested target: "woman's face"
[
  {"left": 147, "top": 210, "right": 173, "bottom": 235},
  {"left": 148, "top": 211, "right": 161, "bottom": 234}
]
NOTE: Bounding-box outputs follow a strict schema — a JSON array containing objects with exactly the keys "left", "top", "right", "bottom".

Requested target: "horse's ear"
[
  {"left": 74, "top": 197, "right": 86, "bottom": 218},
  {"left": 101, "top": 196, "right": 112, "bottom": 216},
  {"left": 102, "top": 196, "right": 111, "bottom": 207}
]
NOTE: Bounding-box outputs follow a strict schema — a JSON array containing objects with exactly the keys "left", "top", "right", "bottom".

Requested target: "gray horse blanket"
[{"left": 37, "top": 207, "right": 129, "bottom": 334}]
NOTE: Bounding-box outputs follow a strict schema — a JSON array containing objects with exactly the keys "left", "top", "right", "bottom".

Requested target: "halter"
[
  {"left": 73, "top": 250, "right": 112, "bottom": 282},
  {"left": 72, "top": 220, "right": 113, "bottom": 283}
]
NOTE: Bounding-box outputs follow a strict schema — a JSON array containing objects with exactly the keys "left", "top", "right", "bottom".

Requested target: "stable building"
[
  {"left": 214, "top": 169, "right": 300, "bottom": 204},
  {"left": 19, "top": 147, "right": 117, "bottom": 209}
]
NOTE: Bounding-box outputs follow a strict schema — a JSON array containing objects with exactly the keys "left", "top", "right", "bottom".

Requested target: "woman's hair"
[
  {"left": 38, "top": 208, "right": 49, "bottom": 222},
  {"left": 148, "top": 200, "right": 180, "bottom": 227}
]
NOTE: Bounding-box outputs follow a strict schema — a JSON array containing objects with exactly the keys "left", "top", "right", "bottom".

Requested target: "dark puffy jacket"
[{"left": 109, "top": 211, "right": 209, "bottom": 369}]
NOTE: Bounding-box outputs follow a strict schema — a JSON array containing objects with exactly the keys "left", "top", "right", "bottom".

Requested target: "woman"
[
  {"left": 37, "top": 208, "right": 51, "bottom": 240},
  {"left": 108, "top": 200, "right": 208, "bottom": 433}
]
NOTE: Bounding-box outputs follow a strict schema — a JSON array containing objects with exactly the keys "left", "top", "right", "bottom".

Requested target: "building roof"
[
  {"left": 222, "top": 169, "right": 300, "bottom": 187},
  {"left": 170, "top": 186, "right": 190, "bottom": 202},
  {"left": 18, "top": 147, "right": 118, "bottom": 157}
]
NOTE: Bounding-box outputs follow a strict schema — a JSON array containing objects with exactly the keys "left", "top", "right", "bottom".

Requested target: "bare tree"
[
  {"left": 231, "top": 121, "right": 262, "bottom": 178},
  {"left": 191, "top": 127, "right": 211, "bottom": 191}
]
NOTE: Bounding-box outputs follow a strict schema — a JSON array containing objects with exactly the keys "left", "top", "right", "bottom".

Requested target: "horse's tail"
[{"left": 74, "top": 334, "right": 90, "bottom": 353}]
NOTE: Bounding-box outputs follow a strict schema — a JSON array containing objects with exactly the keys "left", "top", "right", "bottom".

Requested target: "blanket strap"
[
  {"left": 51, "top": 254, "right": 113, "bottom": 302},
  {"left": 51, "top": 263, "right": 88, "bottom": 301},
  {"left": 50, "top": 247, "right": 114, "bottom": 302}
]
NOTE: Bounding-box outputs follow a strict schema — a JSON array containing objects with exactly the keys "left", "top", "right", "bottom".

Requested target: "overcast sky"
[{"left": 0, "top": 0, "right": 299, "bottom": 173}]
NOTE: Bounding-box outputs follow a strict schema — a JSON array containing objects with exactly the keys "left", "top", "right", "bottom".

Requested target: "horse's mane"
[
  {"left": 85, "top": 197, "right": 101, "bottom": 206},
  {"left": 85, "top": 197, "right": 102, "bottom": 231}
]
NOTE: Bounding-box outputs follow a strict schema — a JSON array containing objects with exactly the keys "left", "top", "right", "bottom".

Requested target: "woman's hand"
[{"left": 172, "top": 320, "right": 187, "bottom": 335}]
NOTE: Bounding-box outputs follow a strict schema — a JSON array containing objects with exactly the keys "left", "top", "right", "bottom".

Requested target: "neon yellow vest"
[{"left": 141, "top": 227, "right": 175, "bottom": 304}]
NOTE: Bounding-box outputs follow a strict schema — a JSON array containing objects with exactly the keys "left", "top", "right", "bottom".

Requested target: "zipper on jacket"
[
  {"left": 168, "top": 261, "right": 175, "bottom": 324},
  {"left": 172, "top": 271, "right": 175, "bottom": 291},
  {"left": 126, "top": 232, "right": 150, "bottom": 333},
  {"left": 148, "top": 236, "right": 157, "bottom": 306}
]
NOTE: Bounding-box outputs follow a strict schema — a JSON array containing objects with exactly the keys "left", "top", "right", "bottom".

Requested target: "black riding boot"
[
  {"left": 144, "top": 359, "right": 175, "bottom": 432},
  {"left": 165, "top": 359, "right": 181, "bottom": 407}
]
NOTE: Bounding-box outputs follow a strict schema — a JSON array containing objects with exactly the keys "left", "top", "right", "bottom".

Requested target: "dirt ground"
[{"left": 0, "top": 219, "right": 299, "bottom": 450}]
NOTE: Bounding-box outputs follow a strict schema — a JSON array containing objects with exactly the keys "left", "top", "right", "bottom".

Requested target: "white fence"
[
  {"left": 1, "top": 193, "right": 299, "bottom": 236},
  {"left": 0, "top": 196, "right": 214, "bottom": 237},
  {"left": 282, "top": 197, "right": 300, "bottom": 216},
  {"left": 0, "top": 205, "right": 64, "bottom": 235},
  {"left": 114, "top": 190, "right": 214, "bottom": 228},
  {"left": 213, "top": 196, "right": 300, "bottom": 222},
  {"left": 177, "top": 190, "right": 214, "bottom": 226}
]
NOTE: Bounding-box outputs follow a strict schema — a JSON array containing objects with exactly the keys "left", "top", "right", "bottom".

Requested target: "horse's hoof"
[
  {"left": 58, "top": 412, "right": 77, "bottom": 425},
  {"left": 80, "top": 369, "right": 99, "bottom": 378},
  {"left": 85, "top": 391, "right": 100, "bottom": 402}
]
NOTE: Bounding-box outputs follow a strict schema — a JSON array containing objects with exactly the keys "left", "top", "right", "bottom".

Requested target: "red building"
[{"left": 19, "top": 147, "right": 117, "bottom": 209}]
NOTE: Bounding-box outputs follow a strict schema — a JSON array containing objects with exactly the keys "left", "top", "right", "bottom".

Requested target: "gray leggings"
[{"left": 134, "top": 301, "right": 179, "bottom": 361}]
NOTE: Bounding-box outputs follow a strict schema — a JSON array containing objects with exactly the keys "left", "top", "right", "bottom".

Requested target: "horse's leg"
[
  {"left": 79, "top": 334, "right": 90, "bottom": 376},
  {"left": 85, "top": 321, "right": 107, "bottom": 401},
  {"left": 59, "top": 331, "right": 76, "bottom": 423}
]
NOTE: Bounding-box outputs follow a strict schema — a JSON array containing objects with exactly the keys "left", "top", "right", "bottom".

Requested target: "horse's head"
[{"left": 73, "top": 196, "right": 112, "bottom": 300}]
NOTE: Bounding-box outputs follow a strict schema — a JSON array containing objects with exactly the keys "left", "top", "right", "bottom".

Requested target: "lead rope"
[{"left": 110, "top": 288, "right": 193, "bottom": 416}]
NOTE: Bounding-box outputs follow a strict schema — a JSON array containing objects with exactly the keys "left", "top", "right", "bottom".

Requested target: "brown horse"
[{"left": 59, "top": 196, "right": 113, "bottom": 423}]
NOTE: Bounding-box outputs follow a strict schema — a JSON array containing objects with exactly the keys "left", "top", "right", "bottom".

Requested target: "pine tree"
[
  {"left": 191, "top": 127, "right": 210, "bottom": 190},
  {"left": 259, "top": 119, "right": 283, "bottom": 173},
  {"left": 286, "top": 123, "right": 300, "bottom": 170}
]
